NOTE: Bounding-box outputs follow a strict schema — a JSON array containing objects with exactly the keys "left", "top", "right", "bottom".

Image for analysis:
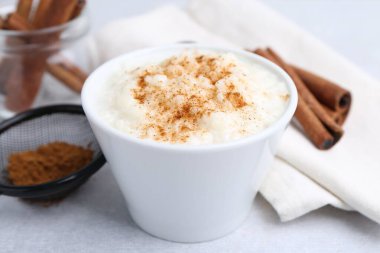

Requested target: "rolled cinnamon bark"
[
  {"left": 5, "top": 0, "right": 79, "bottom": 112},
  {"left": 42, "top": 0, "right": 78, "bottom": 28},
  {"left": 322, "top": 105, "right": 340, "bottom": 123},
  {"left": 31, "top": 0, "right": 53, "bottom": 28},
  {"left": 296, "top": 97, "right": 334, "bottom": 149},
  {"left": 46, "top": 62, "right": 85, "bottom": 93},
  {"left": 5, "top": 54, "right": 46, "bottom": 111},
  {"left": 58, "top": 57, "right": 88, "bottom": 82},
  {"left": 5, "top": 12, "right": 33, "bottom": 30},
  {"left": 0, "top": 16, "right": 4, "bottom": 29},
  {"left": 2, "top": 13, "right": 41, "bottom": 112},
  {"left": 46, "top": 56, "right": 88, "bottom": 93},
  {"left": 1, "top": 13, "right": 30, "bottom": 94},
  {"left": 1, "top": 0, "right": 33, "bottom": 93},
  {"left": 292, "top": 65, "right": 351, "bottom": 112},
  {"left": 323, "top": 105, "right": 349, "bottom": 126},
  {"left": 16, "top": 0, "right": 33, "bottom": 20}
]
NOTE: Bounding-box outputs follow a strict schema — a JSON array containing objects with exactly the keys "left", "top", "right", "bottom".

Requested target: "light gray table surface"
[{"left": 1, "top": 1, "right": 380, "bottom": 252}]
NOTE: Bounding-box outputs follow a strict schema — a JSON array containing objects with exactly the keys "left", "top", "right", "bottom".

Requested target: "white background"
[{"left": 1, "top": 1, "right": 379, "bottom": 252}]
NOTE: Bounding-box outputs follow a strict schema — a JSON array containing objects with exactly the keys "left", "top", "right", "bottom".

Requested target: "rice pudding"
[{"left": 100, "top": 50, "right": 290, "bottom": 144}]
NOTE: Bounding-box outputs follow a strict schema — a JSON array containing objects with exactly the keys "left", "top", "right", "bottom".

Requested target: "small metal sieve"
[{"left": 0, "top": 104, "right": 105, "bottom": 200}]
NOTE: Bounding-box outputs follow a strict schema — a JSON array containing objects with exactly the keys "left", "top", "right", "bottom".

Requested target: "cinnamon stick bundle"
[
  {"left": 3, "top": 12, "right": 88, "bottom": 93},
  {"left": 1, "top": 0, "right": 87, "bottom": 112},
  {"left": 253, "top": 48, "right": 350, "bottom": 149}
]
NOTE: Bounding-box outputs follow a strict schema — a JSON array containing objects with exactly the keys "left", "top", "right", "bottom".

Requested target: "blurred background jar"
[{"left": 0, "top": 0, "right": 90, "bottom": 119}]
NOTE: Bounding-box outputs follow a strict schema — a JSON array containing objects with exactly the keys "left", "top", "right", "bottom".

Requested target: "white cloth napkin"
[
  {"left": 188, "top": 0, "right": 380, "bottom": 223},
  {"left": 92, "top": 1, "right": 380, "bottom": 224}
]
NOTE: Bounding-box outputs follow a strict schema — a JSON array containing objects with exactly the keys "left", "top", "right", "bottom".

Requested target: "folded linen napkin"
[
  {"left": 92, "top": 1, "right": 380, "bottom": 224},
  {"left": 190, "top": 0, "right": 380, "bottom": 223}
]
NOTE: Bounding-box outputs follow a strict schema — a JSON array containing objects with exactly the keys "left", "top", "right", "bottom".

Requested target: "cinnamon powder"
[
  {"left": 7, "top": 141, "right": 93, "bottom": 186},
  {"left": 132, "top": 53, "right": 249, "bottom": 143}
]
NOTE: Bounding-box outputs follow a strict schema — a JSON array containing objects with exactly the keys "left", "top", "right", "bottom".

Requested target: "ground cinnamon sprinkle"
[
  {"left": 7, "top": 142, "right": 93, "bottom": 186},
  {"left": 132, "top": 52, "right": 250, "bottom": 143}
]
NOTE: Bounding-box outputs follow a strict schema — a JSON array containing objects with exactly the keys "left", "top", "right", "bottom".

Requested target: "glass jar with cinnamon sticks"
[{"left": 0, "top": 0, "right": 89, "bottom": 118}]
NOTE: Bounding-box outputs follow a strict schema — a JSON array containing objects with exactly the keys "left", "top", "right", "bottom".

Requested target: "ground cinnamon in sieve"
[{"left": 7, "top": 141, "right": 93, "bottom": 186}]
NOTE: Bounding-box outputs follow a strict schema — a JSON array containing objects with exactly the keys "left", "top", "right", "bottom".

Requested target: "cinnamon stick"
[
  {"left": 31, "top": 0, "right": 53, "bottom": 28},
  {"left": 5, "top": 12, "right": 33, "bottom": 30},
  {"left": 46, "top": 62, "right": 85, "bottom": 93},
  {"left": 16, "top": 0, "right": 33, "bottom": 20},
  {"left": 5, "top": 55, "right": 46, "bottom": 111},
  {"left": 0, "top": 13, "right": 30, "bottom": 85},
  {"left": 5, "top": 0, "right": 79, "bottom": 112},
  {"left": 3, "top": 11, "right": 87, "bottom": 94},
  {"left": 58, "top": 58, "right": 88, "bottom": 82},
  {"left": 2, "top": 13, "right": 39, "bottom": 111},
  {"left": 4, "top": 5, "right": 47, "bottom": 111},
  {"left": 323, "top": 105, "right": 340, "bottom": 123},
  {"left": 323, "top": 105, "right": 349, "bottom": 126},
  {"left": 292, "top": 65, "right": 351, "bottom": 112},
  {"left": 46, "top": 56, "right": 88, "bottom": 93},
  {"left": 42, "top": 0, "right": 78, "bottom": 28},
  {"left": 296, "top": 97, "right": 334, "bottom": 149},
  {"left": 0, "top": 16, "right": 4, "bottom": 29}
]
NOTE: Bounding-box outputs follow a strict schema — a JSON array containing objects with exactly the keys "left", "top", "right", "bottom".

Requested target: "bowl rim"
[
  {"left": 82, "top": 44, "right": 298, "bottom": 153},
  {"left": 0, "top": 104, "right": 106, "bottom": 193}
]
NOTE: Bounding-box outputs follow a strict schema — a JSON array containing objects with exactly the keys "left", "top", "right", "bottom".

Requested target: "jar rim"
[
  {"left": 0, "top": 9, "right": 90, "bottom": 53},
  {"left": 0, "top": 11, "right": 88, "bottom": 37}
]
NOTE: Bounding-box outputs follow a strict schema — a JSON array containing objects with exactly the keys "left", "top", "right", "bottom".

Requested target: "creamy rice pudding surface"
[{"left": 100, "top": 50, "right": 290, "bottom": 144}]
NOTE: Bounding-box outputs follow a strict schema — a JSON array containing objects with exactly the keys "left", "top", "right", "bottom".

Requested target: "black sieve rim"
[{"left": 0, "top": 104, "right": 106, "bottom": 197}]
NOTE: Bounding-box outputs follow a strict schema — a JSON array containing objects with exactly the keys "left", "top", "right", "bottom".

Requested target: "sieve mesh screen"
[{"left": 0, "top": 113, "right": 101, "bottom": 186}]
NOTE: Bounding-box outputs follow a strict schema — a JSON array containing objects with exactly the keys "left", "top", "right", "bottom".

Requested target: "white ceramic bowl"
[{"left": 82, "top": 44, "right": 297, "bottom": 243}]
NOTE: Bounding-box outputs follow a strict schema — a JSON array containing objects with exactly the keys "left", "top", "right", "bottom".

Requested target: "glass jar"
[{"left": 0, "top": 0, "right": 90, "bottom": 118}]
